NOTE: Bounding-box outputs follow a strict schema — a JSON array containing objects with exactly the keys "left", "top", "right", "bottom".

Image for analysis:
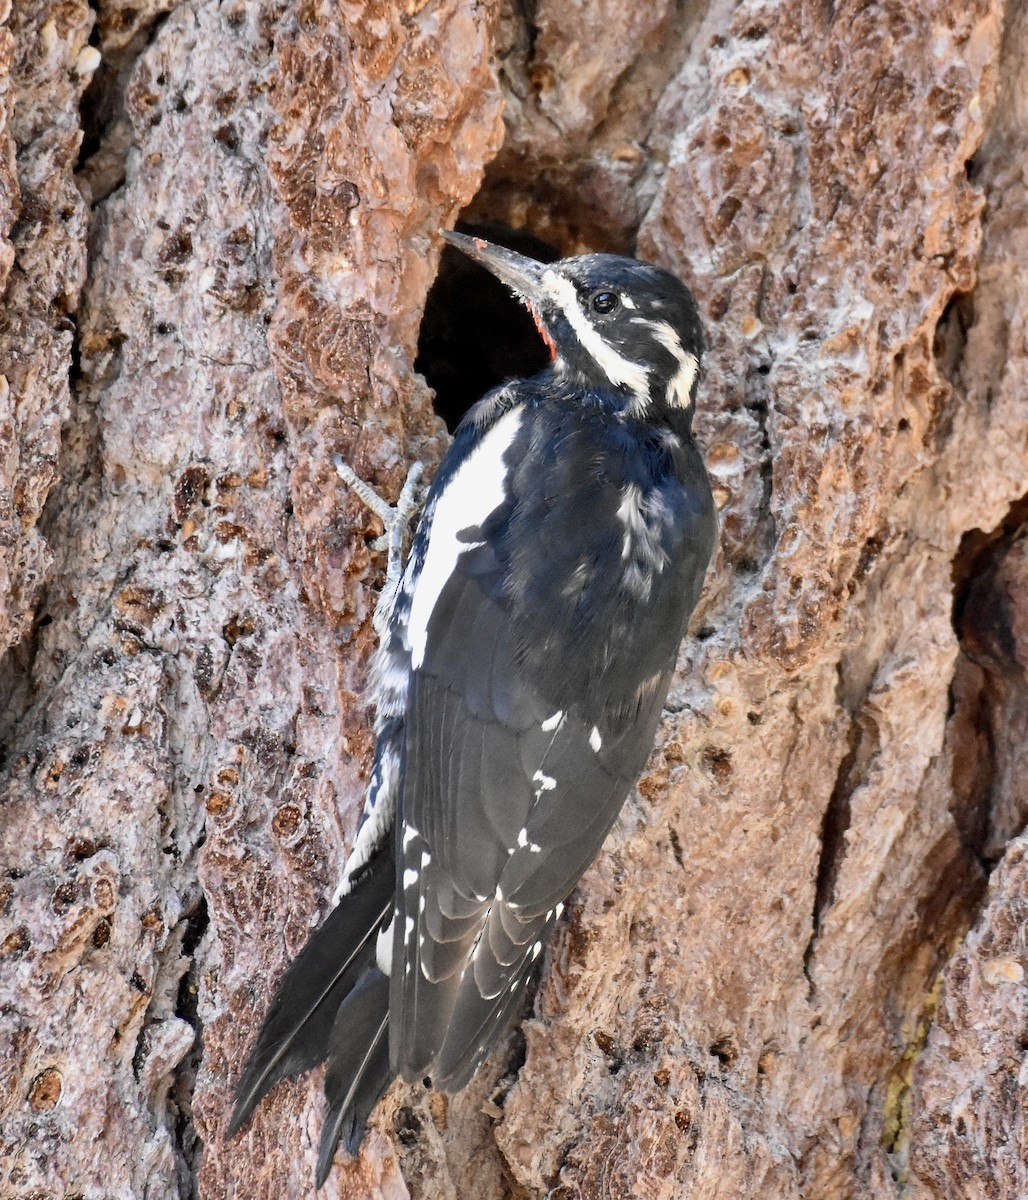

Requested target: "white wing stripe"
[{"left": 406, "top": 406, "right": 524, "bottom": 669}]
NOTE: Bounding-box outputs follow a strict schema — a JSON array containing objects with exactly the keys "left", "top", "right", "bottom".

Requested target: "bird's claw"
[{"left": 333, "top": 456, "right": 426, "bottom": 634}]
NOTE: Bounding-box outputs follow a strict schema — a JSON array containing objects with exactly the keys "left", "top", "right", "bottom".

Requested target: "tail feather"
[
  {"left": 435, "top": 948, "right": 534, "bottom": 1090},
  {"left": 228, "top": 841, "right": 394, "bottom": 1139},
  {"left": 316, "top": 968, "right": 392, "bottom": 1187}
]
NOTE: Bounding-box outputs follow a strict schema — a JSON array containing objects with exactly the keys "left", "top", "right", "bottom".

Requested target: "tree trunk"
[{"left": 2, "top": 0, "right": 1026, "bottom": 1197}]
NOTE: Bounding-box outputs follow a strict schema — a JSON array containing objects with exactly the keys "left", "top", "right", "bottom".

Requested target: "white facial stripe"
[
  {"left": 543, "top": 272, "right": 650, "bottom": 394},
  {"left": 407, "top": 406, "right": 523, "bottom": 668},
  {"left": 649, "top": 320, "right": 698, "bottom": 408}
]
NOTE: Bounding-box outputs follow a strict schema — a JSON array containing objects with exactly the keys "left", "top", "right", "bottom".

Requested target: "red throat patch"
[{"left": 530, "top": 306, "right": 557, "bottom": 361}]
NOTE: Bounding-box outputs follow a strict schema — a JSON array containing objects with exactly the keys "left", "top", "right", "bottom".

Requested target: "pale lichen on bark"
[{"left": 0, "top": 0, "right": 1026, "bottom": 1197}]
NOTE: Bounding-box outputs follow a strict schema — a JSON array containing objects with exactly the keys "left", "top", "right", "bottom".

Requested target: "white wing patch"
[
  {"left": 406, "top": 406, "right": 524, "bottom": 669},
  {"left": 376, "top": 916, "right": 395, "bottom": 974},
  {"left": 543, "top": 272, "right": 650, "bottom": 395}
]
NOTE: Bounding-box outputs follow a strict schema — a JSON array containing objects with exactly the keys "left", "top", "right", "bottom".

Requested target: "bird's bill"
[{"left": 440, "top": 230, "right": 549, "bottom": 309}]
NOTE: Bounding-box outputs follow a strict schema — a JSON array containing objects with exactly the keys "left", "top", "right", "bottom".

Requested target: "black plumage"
[{"left": 230, "top": 232, "right": 718, "bottom": 1185}]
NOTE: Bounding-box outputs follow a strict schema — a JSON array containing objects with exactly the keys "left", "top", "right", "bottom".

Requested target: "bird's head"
[{"left": 441, "top": 230, "right": 705, "bottom": 421}]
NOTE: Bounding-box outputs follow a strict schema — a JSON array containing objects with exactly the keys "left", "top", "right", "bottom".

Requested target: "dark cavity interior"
[{"left": 417, "top": 221, "right": 560, "bottom": 432}]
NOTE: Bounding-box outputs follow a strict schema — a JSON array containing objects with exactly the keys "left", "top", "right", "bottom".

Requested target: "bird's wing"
[{"left": 388, "top": 414, "right": 682, "bottom": 1089}]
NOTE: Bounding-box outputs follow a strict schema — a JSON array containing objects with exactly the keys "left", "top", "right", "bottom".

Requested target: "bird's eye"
[{"left": 590, "top": 290, "right": 619, "bottom": 315}]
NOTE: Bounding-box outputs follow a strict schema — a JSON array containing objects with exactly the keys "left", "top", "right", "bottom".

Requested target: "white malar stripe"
[
  {"left": 407, "top": 406, "right": 524, "bottom": 669},
  {"left": 376, "top": 917, "right": 394, "bottom": 974},
  {"left": 650, "top": 320, "right": 698, "bottom": 409},
  {"left": 589, "top": 725, "right": 603, "bottom": 751},
  {"left": 541, "top": 710, "right": 565, "bottom": 732},
  {"left": 543, "top": 272, "right": 650, "bottom": 394}
]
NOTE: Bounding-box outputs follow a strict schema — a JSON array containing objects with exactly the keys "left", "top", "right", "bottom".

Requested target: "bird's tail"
[{"left": 228, "top": 840, "right": 395, "bottom": 1184}]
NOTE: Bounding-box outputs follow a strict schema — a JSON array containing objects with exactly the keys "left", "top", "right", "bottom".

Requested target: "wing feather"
[{"left": 388, "top": 404, "right": 715, "bottom": 1087}]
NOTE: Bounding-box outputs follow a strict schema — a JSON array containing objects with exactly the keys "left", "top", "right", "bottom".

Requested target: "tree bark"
[{"left": 1, "top": 0, "right": 1026, "bottom": 1197}]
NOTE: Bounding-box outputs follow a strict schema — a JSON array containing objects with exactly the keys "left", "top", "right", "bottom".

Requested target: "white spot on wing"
[
  {"left": 532, "top": 770, "right": 556, "bottom": 798},
  {"left": 517, "top": 827, "right": 529, "bottom": 847},
  {"left": 543, "top": 272, "right": 650, "bottom": 395},
  {"left": 589, "top": 725, "right": 603, "bottom": 751},
  {"left": 376, "top": 918, "right": 394, "bottom": 973},
  {"left": 407, "top": 406, "right": 524, "bottom": 668},
  {"left": 403, "top": 868, "right": 419, "bottom": 887},
  {"left": 541, "top": 710, "right": 564, "bottom": 731}
]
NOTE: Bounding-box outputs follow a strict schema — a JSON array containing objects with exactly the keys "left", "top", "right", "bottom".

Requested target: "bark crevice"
[{"left": 949, "top": 492, "right": 1028, "bottom": 866}]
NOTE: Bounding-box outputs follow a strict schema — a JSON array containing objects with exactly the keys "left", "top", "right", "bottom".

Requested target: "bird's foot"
[{"left": 333, "top": 456, "right": 425, "bottom": 633}]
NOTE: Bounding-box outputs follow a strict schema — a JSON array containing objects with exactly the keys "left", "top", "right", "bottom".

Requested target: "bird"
[{"left": 228, "top": 230, "right": 718, "bottom": 1187}]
